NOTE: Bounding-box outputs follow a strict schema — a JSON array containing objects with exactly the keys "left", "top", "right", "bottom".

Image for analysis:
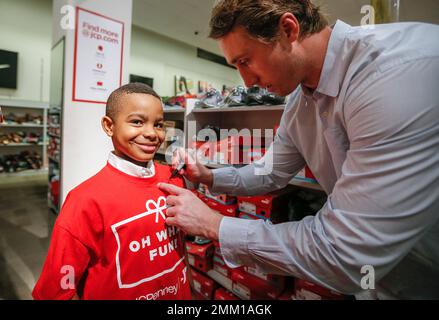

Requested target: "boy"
[{"left": 33, "top": 83, "right": 191, "bottom": 300}]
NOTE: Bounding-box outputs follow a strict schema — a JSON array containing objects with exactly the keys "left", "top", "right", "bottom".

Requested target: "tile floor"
[{"left": 0, "top": 173, "right": 51, "bottom": 300}]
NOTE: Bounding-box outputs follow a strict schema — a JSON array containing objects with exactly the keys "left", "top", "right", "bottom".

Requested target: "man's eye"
[{"left": 238, "top": 59, "right": 248, "bottom": 66}]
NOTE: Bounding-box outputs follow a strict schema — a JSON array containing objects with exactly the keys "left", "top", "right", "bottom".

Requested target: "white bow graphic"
[{"left": 145, "top": 196, "right": 167, "bottom": 223}]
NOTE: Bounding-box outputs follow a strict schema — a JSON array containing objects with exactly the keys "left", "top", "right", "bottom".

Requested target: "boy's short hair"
[
  {"left": 209, "top": 0, "right": 328, "bottom": 43},
  {"left": 106, "top": 83, "right": 162, "bottom": 120}
]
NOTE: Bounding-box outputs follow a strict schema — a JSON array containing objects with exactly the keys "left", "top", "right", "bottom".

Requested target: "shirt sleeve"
[
  {"left": 219, "top": 58, "right": 439, "bottom": 294},
  {"left": 33, "top": 190, "right": 103, "bottom": 300},
  {"left": 211, "top": 89, "right": 306, "bottom": 196},
  {"left": 32, "top": 224, "right": 90, "bottom": 300}
]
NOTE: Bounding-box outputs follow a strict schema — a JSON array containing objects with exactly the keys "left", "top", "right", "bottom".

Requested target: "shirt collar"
[
  {"left": 313, "top": 20, "right": 352, "bottom": 98},
  {"left": 108, "top": 152, "right": 155, "bottom": 178}
]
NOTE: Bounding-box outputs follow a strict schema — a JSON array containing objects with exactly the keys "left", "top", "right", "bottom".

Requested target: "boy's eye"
[
  {"left": 131, "top": 119, "right": 143, "bottom": 125},
  {"left": 155, "top": 123, "right": 164, "bottom": 129}
]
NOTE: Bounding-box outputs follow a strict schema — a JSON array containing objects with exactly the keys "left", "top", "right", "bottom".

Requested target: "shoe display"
[
  {"left": 0, "top": 132, "right": 42, "bottom": 145},
  {"left": 224, "top": 85, "right": 247, "bottom": 107},
  {"left": 195, "top": 88, "right": 225, "bottom": 108},
  {"left": 0, "top": 151, "right": 43, "bottom": 172}
]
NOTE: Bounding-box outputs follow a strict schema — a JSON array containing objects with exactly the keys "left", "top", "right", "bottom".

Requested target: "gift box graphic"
[{"left": 111, "top": 196, "right": 185, "bottom": 289}]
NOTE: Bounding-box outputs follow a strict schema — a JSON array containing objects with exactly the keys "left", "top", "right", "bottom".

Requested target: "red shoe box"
[
  {"left": 186, "top": 241, "right": 214, "bottom": 273},
  {"left": 214, "top": 287, "right": 240, "bottom": 300},
  {"left": 231, "top": 269, "right": 284, "bottom": 300},
  {"left": 213, "top": 136, "right": 241, "bottom": 165},
  {"left": 199, "top": 183, "right": 237, "bottom": 205},
  {"left": 237, "top": 189, "right": 292, "bottom": 222},
  {"left": 243, "top": 265, "right": 286, "bottom": 284},
  {"left": 190, "top": 268, "right": 217, "bottom": 300},
  {"left": 294, "top": 279, "right": 344, "bottom": 300},
  {"left": 213, "top": 253, "right": 234, "bottom": 278},
  {"left": 205, "top": 198, "right": 238, "bottom": 218},
  {"left": 238, "top": 211, "right": 265, "bottom": 220},
  {"left": 278, "top": 290, "right": 295, "bottom": 300}
]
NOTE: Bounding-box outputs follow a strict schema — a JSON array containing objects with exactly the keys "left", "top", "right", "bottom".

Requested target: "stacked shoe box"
[
  {"left": 190, "top": 183, "right": 348, "bottom": 300},
  {"left": 237, "top": 187, "right": 296, "bottom": 223},
  {"left": 190, "top": 267, "right": 218, "bottom": 300},
  {"left": 293, "top": 279, "right": 345, "bottom": 300},
  {"left": 186, "top": 241, "right": 214, "bottom": 273}
]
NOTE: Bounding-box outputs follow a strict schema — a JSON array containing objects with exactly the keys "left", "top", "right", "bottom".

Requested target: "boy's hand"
[
  {"left": 172, "top": 148, "right": 213, "bottom": 187},
  {"left": 158, "top": 183, "right": 223, "bottom": 240}
]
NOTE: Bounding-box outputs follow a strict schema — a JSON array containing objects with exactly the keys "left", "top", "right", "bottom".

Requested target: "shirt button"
[{"left": 322, "top": 111, "right": 328, "bottom": 118}]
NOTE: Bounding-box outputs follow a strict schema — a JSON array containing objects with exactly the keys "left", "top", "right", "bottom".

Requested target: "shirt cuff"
[{"left": 219, "top": 216, "right": 253, "bottom": 268}]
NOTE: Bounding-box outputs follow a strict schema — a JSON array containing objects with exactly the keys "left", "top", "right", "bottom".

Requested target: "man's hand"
[
  {"left": 158, "top": 183, "right": 223, "bottom": 240},
  {"left": 172, "top": 148, "right": 214, "bottom": 187}
]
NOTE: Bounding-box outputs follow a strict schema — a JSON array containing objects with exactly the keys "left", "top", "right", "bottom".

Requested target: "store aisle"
[{"left": 0, "top": 175, "right": 50, "bottom": 300}]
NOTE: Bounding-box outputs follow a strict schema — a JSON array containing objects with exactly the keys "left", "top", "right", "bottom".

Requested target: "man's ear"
[
  {"left": 279, "top": 12, "right": 300, "bottom": 42},
  {"left": 101, "top": 116, "right": 114, "bottom": 137}
]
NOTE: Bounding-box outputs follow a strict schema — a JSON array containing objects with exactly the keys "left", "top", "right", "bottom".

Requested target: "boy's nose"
[{"left": 142, "top": 127, "right": 158, "bottom": 140}]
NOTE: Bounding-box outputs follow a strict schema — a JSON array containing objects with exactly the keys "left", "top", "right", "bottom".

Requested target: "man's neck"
[{"left": 301, "top": 26, "right": 332, "bottom": 91}]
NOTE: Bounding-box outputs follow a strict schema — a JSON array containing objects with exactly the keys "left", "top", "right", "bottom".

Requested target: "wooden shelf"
[{"left": 192, "top": 105, "right": 284, "bottom": 113}]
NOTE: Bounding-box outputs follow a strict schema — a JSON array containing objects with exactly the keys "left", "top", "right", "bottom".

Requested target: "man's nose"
[{"left": 238, "top": 69, "right": 259, "bottom": 87}]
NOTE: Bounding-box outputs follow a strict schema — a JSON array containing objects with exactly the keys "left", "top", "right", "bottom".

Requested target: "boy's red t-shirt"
[{"left": 33, "top": 162, "right": 191, "bottom": 300}]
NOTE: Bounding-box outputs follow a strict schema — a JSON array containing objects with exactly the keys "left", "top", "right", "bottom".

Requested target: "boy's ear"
[{"left": 101, "top": 116, "right": 114, "bottom": 137}]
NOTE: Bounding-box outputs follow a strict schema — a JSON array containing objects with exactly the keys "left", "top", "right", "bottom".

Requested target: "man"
[{"left": 158, "top": 0, "right": 439, "bottom": 299}]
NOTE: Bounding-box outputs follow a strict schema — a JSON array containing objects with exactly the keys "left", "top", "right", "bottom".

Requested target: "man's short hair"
[
  {"left": 106, "top": 82, "right": 161, "bottom": 120},
  {"left": 209, "top": 0, "right": 328, "bottom": 42}
]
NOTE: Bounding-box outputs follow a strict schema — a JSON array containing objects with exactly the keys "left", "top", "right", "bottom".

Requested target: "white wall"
[
  {"left": 130, "top": 25, "right": 243, "bottom": 96},
  {"left": 0, "top": 0, "right": 53, "bottom": 102},
  {"left": 0, "top": 0, "right": 241, "bottom": 102}
]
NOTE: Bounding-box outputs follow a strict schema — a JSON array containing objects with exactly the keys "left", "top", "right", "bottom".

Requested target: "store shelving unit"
[
  {"left": 0, "top": 99, "right": 49, "bottom": 176},
  {"left": 184, "top": 99, "right": 324, "bottom": 193}
]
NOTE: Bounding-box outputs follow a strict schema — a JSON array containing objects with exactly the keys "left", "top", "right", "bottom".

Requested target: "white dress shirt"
[
  {"left": 212, "top": 21, "right": 439, "bottom": 299},
  {"left": 107, "top": 152, "right": 155, "bottom": 178}
]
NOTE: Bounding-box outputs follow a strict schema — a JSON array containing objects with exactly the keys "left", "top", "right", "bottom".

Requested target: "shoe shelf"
[
  {"left": 0, "top": 142, "right": 46, "bottom": 147},
  {"left": 0, "top": 167, "right": 48, "bottom": 176},
  {"left": 1, "top": 123, "right": 44, "bottom": 128},
  {"left": 192, "top": 105, "right": 285, "bottom": 113},
  {"left": 0, "top": 101, "right": 49, "bottom": 171}
]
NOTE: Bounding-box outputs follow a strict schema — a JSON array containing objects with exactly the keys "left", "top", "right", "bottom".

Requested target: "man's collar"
[
  {"left": 313, "top": 20, "right": 352, "bottom": 98},
  {"left": 108, "top": 152, "right": 155, "bottom": 178}
]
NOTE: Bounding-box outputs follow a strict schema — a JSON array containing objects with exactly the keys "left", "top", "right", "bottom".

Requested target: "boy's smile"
[{"left": 102, "top": 93, "right": 165, "bottom": 166}]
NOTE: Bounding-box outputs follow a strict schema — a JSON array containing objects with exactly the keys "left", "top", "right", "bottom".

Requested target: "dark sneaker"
[
  {"left": 262, "top": 92, "right": 286, "bottom": 105},
  {"left": 224, "top": 85, "right": 247, "bottom": 107},
  {"left": 245, "top": 86, "right": 266, "bottom": 105}
]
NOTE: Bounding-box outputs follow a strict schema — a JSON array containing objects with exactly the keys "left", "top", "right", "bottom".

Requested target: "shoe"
[
  {"left": 195, "top": 89, "right": 225, "bottom": 108},
  {"left": 245, "top": 86, "right": 266, "bottom": 105},
  {"left": 262, "top": 92, "right": 285, "bottom": 105},
  {"left": 24, "top": 132, "right": 39, "bottom": 144},
  {"left": 193, "top": 236, "right": 211, "bottom": 245},
  {"left": 224, "top": 86, "right": 247, "bottom": 107}
]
